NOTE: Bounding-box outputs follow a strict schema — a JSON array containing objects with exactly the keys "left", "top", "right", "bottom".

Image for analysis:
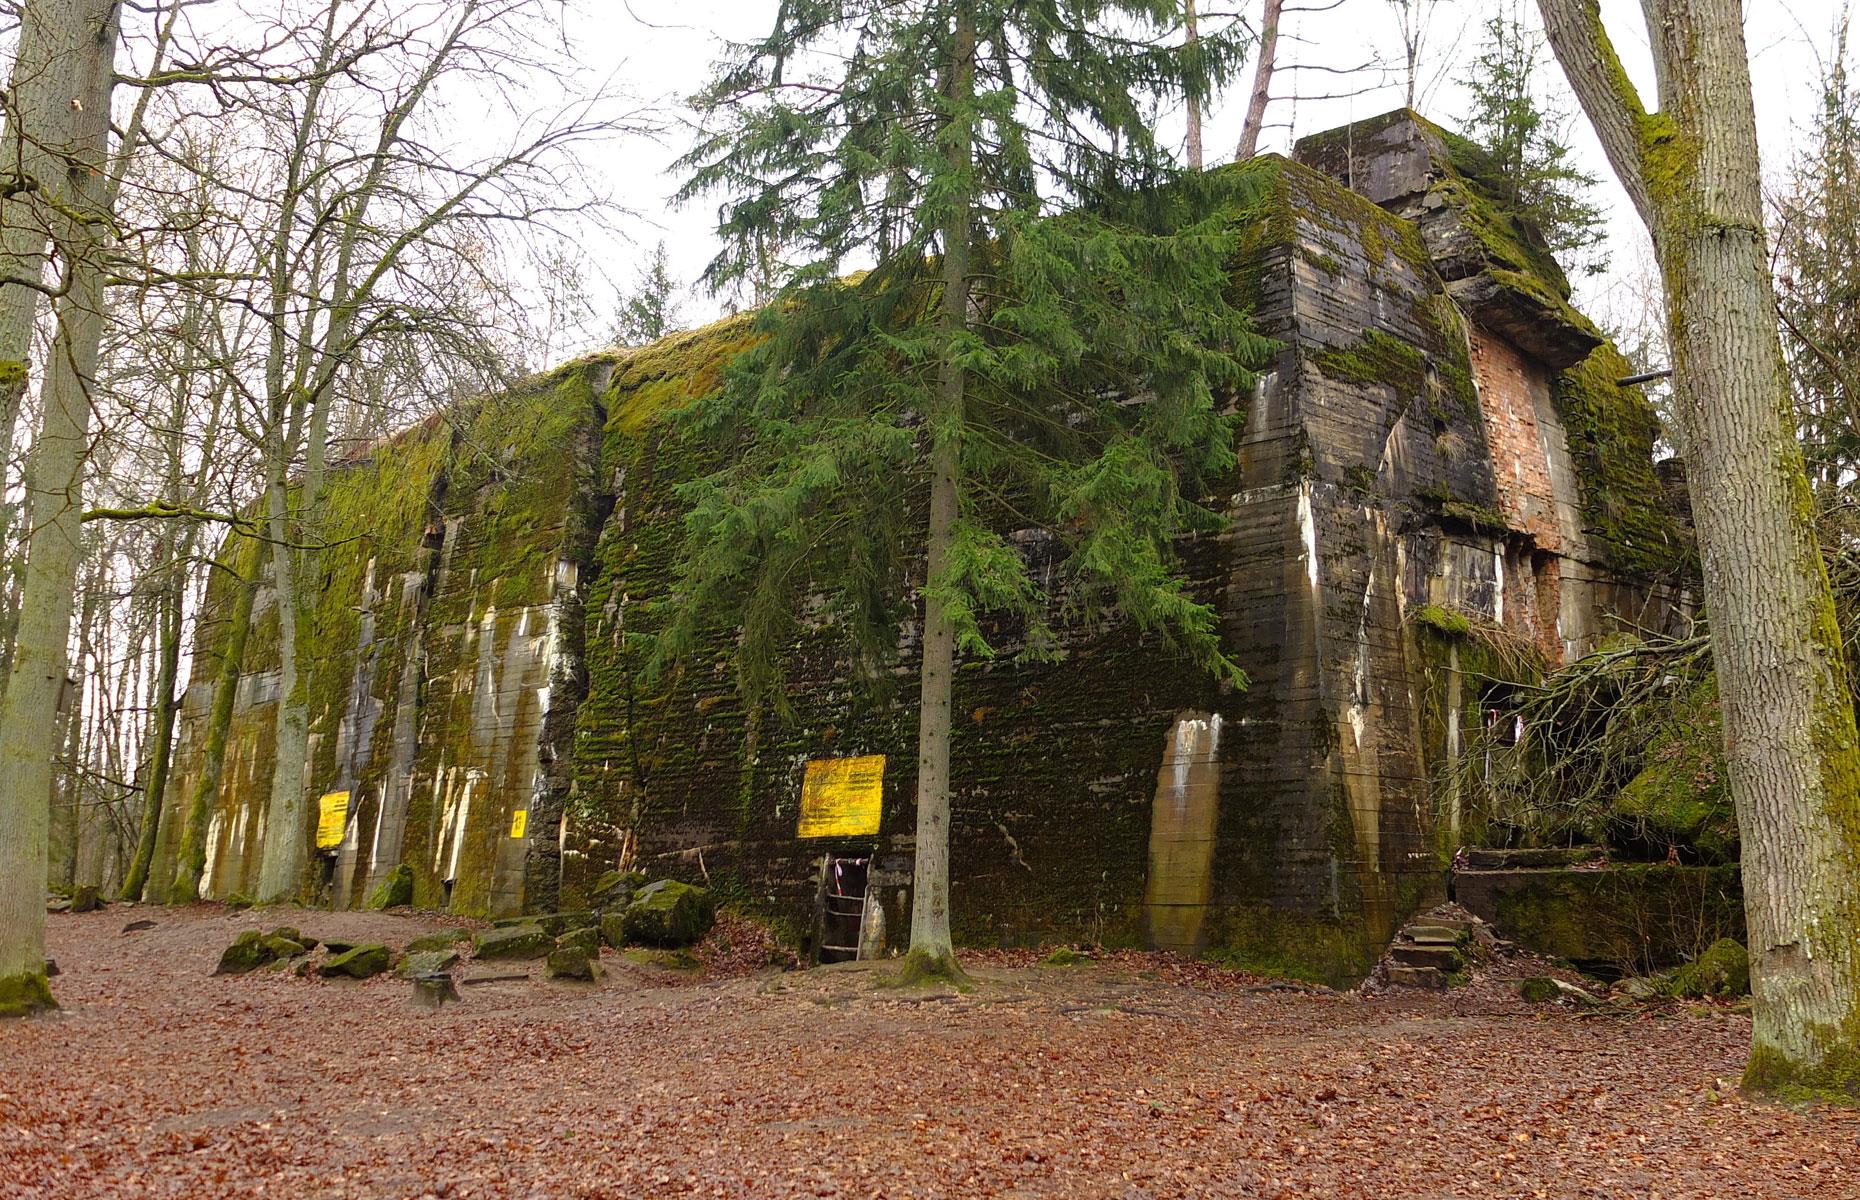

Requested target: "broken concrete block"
[
  {"left": 322, "top": 944, "right": 392, "bottom": 979},
  {"left": 621, "top": 880, "right": 715, "bottom": 948},
  {"left": 472, "top": 924, "right": 552, "bottom": 960}
]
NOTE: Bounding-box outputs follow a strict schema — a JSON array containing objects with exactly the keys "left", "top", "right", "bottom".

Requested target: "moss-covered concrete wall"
[
  {"left": 156, "top": 368, "right": 609, "bottom": 916},
  {"left": 153, "top": 111, "right": 1690, "bottom": 983}
]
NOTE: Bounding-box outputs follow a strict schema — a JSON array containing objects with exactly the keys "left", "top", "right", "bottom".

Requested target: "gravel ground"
[{"left": 2, "top": 904, "right": 1856, "bottom": 1199}]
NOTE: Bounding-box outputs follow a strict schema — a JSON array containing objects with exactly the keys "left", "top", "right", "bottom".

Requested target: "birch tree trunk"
[
  {"left": 902, "top": 11, "right": 975, "bottom": 985},
  {"left": 0, "top": 0, "right": 120, "bottom": 1018},
  {"left": 1539, "top": 0, "right": 1860, "bottom": 1100},
  {"left": 1234, "top": 0, "right": 1283, "bottom": 161}
]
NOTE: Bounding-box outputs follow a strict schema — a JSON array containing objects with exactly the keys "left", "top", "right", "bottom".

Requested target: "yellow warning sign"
[
  {"left": 797, "top": 755, "right": 885, "bottom": 838},
  {"left": 315, "top": 791, "right": 350, "bottom": 850},
  {"left": 509, "top": 809, "right": 528, "bottom": 839}
]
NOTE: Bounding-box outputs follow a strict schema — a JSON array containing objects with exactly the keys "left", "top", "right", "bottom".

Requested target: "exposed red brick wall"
[{"left": 1469, "top": 330, "right": 1562, "bottom": 553}]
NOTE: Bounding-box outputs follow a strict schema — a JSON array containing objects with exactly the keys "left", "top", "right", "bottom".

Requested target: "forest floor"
[{"left": 2, "top": 906, "right": 1856, "bottom": 1199}]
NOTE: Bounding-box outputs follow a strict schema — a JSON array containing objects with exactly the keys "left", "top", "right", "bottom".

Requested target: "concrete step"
[
  {"left": 1385, "top": 965, "right": 1449, "bottom": 989},
  {"left": 1391, "top": 943, "right": 1463, "bottom": 970},
  {"left": 1403, "top": 925, "right": 1463, "bottom": 945}
]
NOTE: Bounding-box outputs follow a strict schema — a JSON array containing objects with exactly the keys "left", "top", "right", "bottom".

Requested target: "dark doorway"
[{"left": 816, "top": 854, "right": 871, "bottom": 964}]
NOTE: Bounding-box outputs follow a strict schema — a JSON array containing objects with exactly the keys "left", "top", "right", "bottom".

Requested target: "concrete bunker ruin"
[{"left": 150, "top": 111, "right": 1691, "bottom": 985}]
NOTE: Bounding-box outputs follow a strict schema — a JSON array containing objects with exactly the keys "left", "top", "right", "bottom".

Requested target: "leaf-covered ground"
[{"left": 2, "top": 906, "right": 1855, "bottom": 1198}]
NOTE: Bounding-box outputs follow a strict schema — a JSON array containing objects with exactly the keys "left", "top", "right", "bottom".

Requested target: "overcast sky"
[{"left": 555, "top": 0, "right": 1844, "bottom": 357}]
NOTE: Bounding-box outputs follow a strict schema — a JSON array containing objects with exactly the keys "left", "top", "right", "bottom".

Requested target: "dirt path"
[{"left": 2, "top": 906, "right": 1855, "bottom": 1198}]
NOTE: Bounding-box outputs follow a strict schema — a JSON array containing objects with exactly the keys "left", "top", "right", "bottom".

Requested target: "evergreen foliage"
[
  {"left": 670, "top": 0, "right": 1272, "bottom": 964},
  {"left": 1459, "top": 2, "right": 1605, "bottom": 272},
  {"left": 613, "top": 241, "right": 684, "bottom": 348}
]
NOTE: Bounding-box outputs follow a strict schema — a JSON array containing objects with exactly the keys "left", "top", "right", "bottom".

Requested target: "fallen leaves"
[{"left": 0, "top": 907, "right": 1855, "bottom": 1198}]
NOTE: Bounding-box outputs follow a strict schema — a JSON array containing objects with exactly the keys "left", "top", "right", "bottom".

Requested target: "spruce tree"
[
  {"left": 614, "top": 240, "right": 684, "bottom": 347},
  {"left": 1462, "top": 1, "right": 1604, "bottom": 271},
  {"left": 672, "top": 1, "right": 1269, "bottom": 981}
]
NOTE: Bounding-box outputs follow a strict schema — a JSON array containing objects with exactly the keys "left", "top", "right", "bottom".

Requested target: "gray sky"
[{"left": 559, "top": 0, "right": 1843, "bottom": 354}]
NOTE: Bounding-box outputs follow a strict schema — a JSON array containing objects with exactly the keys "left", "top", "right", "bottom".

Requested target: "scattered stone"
[
  {"left": 406, "top": 927, "right": 472, "bottom": 953},
  {"left": 45, "top": 896, "right": 70, "bottom": 913},
  {"left": 267, "top": 926, "right": 317, "bottom": 952},
  {"left": 621, "top": 880, "right": 716, "bottom": 948},
  {"left": 69, "top": 885, "right": 102, "bottom": 913},
  {"left": 599, "top": 912, "right": 627, "bottom": 950},
  {"left": 555, "top": 926, "right": 600, "bottom": 958},
  {"left": 215, "top": 930, "right": 276, "bottom": 975},
  {"left": 545, "top": 944, "right": 603, "bottom": 981},
  {"left": 1616, "top": 976, "right": 1662, "bottom": 1002},
  {"left": 223, "top": 893, "right": 254, "bottom": 911},
  {"left": 397, "top": 949, "right": 461, "bottom": 979},
  {"left": 121, "top": 919, "right": 157, "bottom": 933},
  {"left": 494, "top": 911, "right": 595, "bottom": 936},
  {"left": 1040, "top": 947, "right": 1091, "bottom": 967},
  {"left": 460, "top": 971, "right": 530, "bottom": 986},
  {"left": 1519, "top": 976, "right": 1602, "bottom": 1006},
  {"left": 44, "top": 958, "right": 59, "bottom": 978},
  {"left": 366, "top": 863, "right": 415, "bottom": 910},
  {"left": 412, "top": 973, "right": 460, "bottom": 1009},
  {"left": 321, "top": 944, "right": 392, "bottom": 979},
  {"left": 321, "top": 938, "right": 361, "bottom": 955},
  {"left": 472, "top": 924, "right": 552, "bottom": 961},
  {"left": 1519, "top": 976, "right": 1561, "bottom": 1003},
  {"left": 1664, "top": 938, "right": 1750, "bottom": 999}
]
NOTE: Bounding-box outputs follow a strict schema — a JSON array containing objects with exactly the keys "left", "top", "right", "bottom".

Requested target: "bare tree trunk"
[
  {"left": 902, "top": 10, "right": 975, "bottom": 986},
  {"left": 120, "top": 561, "right": 181, "bottom": 900},
  {"left": 1540, "top": 0, "right": 1860, "bottom": 1100},
  {"left": 170, "top": 542, "right": 258, "bottom": 902},
  {"left": 0, "top": 0, "right": 120, "bottom": 1017},
  {"left": 1234, "top": 0, "right": 1283, "bottom": 160},
  {"left": 1184, "top": 0, "right": 1203, "bottom": 169}
]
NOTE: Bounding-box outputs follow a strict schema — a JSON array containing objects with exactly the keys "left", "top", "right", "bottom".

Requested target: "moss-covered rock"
[
  {"left": 1040, "top": 947, "right": 1092, "bottom": 966},
  {"left": 259, "top": 936, "right": 308, "bottom": 962},
  {"left": 224, "top": 893, "right": 254, "bottom": 911},
  {"left": 545, "top": 944, "right": 603, "bottom": 981},
  {"left": 69, "top": 884, "right": 101, "bottom": 913},
  {"left": 406, "top": 927, "right": 472, "bottom": 953},
  {"left": 366, "top": 863, "right": 415, "bottom": 910},
  {"left": 215, "top": 930, "right": 276, "bottom": 975},
  {"left": 397, "top": 949, "right": 461, "bottom": 978},
  {"left": 1518, "top": 976, "right": 1561, "bottom": 1002},
  {"left": 322, "top": 944, "right": 392, "bottom": 979},
  {"left": 621, "top": 947, "right": 698, "bottom": 971},
  {"left": 1664, "top": 938, "right": 1749, "bottom": 999},
  {"left": 591, "top": 870, "right": 647, "bottom": 908},
  {"left": 493, "top": 911, "right": 594, "bottom": 937},
  {"left": 555, "top": 926, "right": 600, "bottom": 958},
  {"left": 473, "top": 924, "right": 552, "bottom": 960},
  {"left": 621, "top": 880, "right": 716, "bottom": 948},
  {"left": 266, "top": 926, "right": 317, "bottom": 952},
  {"left": 599, "top": 912, "right": 627, "bottom": 950}
]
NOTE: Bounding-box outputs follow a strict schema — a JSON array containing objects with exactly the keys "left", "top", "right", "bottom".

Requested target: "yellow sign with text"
[
  {"left": 509, "top": 809, "right": 528, "bottom": 839},
  {"left": 315, "top": 791, "right": 351, "bottom": 850},
  {"left": 797, "top": 755, "right": 885, "bottom": 838}
]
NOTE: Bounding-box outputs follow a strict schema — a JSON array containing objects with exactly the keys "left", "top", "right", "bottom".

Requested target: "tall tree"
[
  {"left": 613, "top": 240, "right": 684, "bottom": 347},
  {"left": 1460, "top": 2, "right": 1604, "bottom": 270},
  {"left": 675, "top": 0, "right": 1266, "bottom": 982},
  {"left": 0, "top": 0, "right": 121, "bottom": 1018},
  {"left": 1387, "top": 0, "right": 1451, "bottom": 109},
  {"left": 1777, "top": 9, "right": 1860, "bottom": 504},
  {"left": 1233, "top": 0, "right": 1284, "bottom": 160},
  {"left": 1537, "top": 0, "right": 1860, "bottom": 1099}
]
